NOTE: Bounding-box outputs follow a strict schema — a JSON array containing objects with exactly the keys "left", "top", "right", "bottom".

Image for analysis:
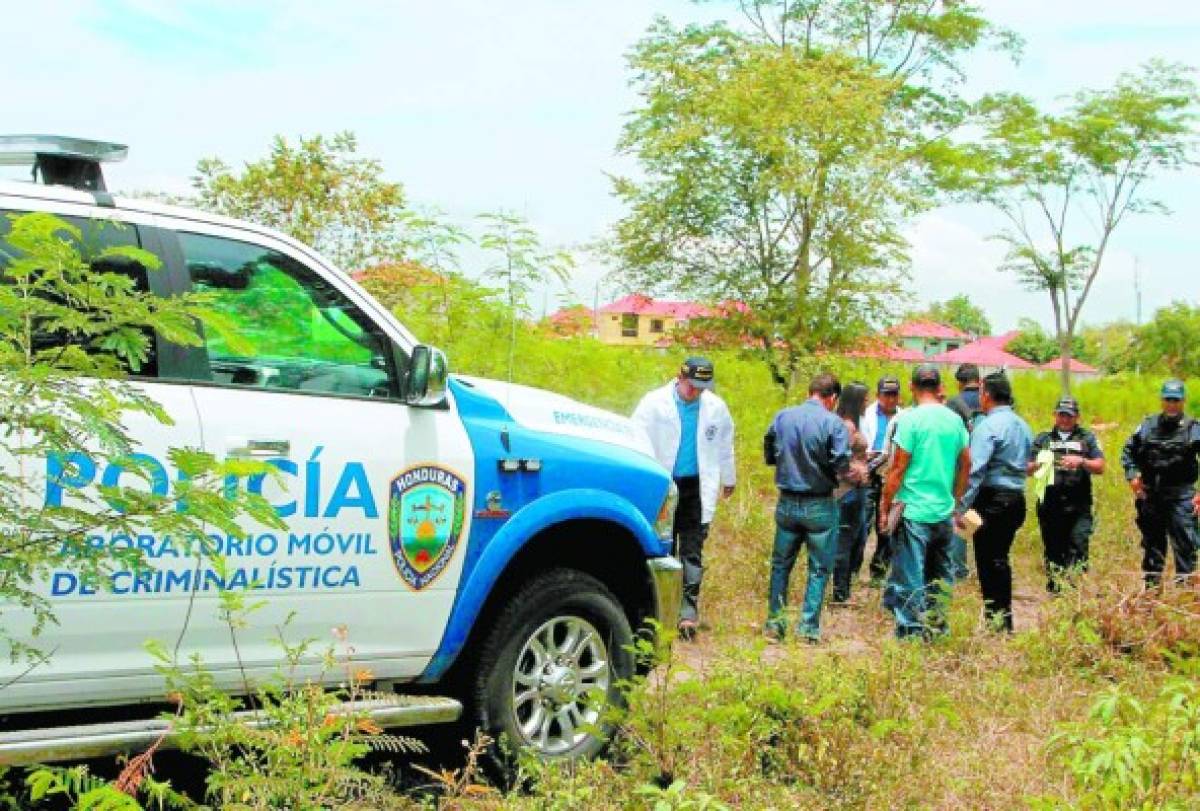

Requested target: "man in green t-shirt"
[{"left": 879, "top": 364, "right": 971, "bottom": 639}]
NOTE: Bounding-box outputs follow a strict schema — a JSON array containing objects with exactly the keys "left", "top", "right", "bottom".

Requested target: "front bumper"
[{"left": 646, "top": 556, "right": 683, "bottom": 629}]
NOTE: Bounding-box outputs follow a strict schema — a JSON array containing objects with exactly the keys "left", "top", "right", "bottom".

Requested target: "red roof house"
[
  {"left": 1040, "top": 356, "right": 1100, "bottom": 375},
  {"left": 592, "top": 295, "right": 748, "bottom": 346},
  {"left": 887, "top": 320, "right": 972, "bottom": 341},
  {"left": 845, "top": 340, "right": 928, "bottom": 362},
  {"left": 887, "top": 319, "right": 973, "bottom": 358},
  {"left": 931, "top": 331, "right": 1035, "bottom": 370}
]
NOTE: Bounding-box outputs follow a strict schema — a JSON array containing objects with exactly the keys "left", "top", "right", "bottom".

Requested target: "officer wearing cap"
[
  {"left": 1120, "top": 379, "right": 1200, "bottom": 586},
  {"left": 1028, "top": 397, "right": 1106, "bottom": 592},
  {"left": 861, "top": 375, "right": 904, "bottom": 584},
  {"left": 633, "top": 357, "right": 737, "bottom": 638}
]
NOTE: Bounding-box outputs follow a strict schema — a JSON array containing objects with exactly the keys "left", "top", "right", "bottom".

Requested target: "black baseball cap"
[
  {"left": 877, "top": 375, "right": 901, "bottom": 395},
  {"left": 1054, "top": 396, "right": 1080, "bottom": 416},
  {"left": 955, "top": 363, "right": 981, "bottom": 384},
  {"left": 681, "top": 356, "right": 715, "bottom": 389},
  {"left": 912, "top": 363, "right": 941, "bottom": 386}
]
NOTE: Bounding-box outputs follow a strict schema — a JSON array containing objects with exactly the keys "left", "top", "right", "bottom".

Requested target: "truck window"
[
  {"left": 0, "top": 210, "right": 157, "bottom": 377},
  {"left": 179, "top": 231, "right": 396, "bottom": 399}
]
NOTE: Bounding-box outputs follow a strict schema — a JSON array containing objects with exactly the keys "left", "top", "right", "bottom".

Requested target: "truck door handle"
[{"left": 227, "top": 438, "right": 291, "bottom": 458}]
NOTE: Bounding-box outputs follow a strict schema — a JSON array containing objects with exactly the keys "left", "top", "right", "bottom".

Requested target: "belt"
[
  {"left": 779, "top": 489, "right": 833, "bottom": 499},
  {"left": 979, "top": 485, "right": 1024, "bottom": 497}
]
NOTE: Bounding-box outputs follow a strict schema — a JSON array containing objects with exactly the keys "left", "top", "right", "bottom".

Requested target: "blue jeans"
[
  {"left": 833, "top": 487, "right": 868, "bottom": 601},
  {"left": 884, "top": 517, "right": 955, "bottom": 639},
  {"left": 767, "top": 494, "right": 839, "bottom": 639}
]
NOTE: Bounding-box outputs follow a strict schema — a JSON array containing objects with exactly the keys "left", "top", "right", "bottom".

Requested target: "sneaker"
[
  {"left": 677, "top": 619, "right": 698, "bottom": 641},
  {"left": 762, "top": 625, "right": 784, "bottom": 644}
]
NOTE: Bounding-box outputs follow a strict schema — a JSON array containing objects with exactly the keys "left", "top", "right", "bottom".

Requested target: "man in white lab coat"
[{"left": 632, "top": 357, "right": 737, "bottom": 639}]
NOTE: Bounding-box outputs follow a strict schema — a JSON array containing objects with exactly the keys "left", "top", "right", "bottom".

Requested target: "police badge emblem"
[{"left": 387, "top": 465, "right": 467, "bottom": 590}]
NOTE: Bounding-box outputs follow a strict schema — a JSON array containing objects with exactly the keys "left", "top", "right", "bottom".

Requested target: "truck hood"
[{"left": 453, "top": 375, "right": 653, "bottom": 459}]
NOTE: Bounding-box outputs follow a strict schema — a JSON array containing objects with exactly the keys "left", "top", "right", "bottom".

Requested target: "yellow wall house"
[{"left": 594, "top": 294, "right": 713, "bottom": 347}]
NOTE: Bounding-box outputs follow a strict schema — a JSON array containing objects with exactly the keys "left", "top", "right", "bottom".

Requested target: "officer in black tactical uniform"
[
  {"left": 1121, "top": 379, "right": 1200, "bottom": 587},
  {"left": 1028, "top": 397, "right": 1105, "bottom": 592}
]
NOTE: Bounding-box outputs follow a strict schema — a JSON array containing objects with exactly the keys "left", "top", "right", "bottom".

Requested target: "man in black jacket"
[
  {"left": 946, "top": 363, "right": 983, "bottom": 431},
  {"left": 1121, "top": 379, "right": 1200, "bottom": 586}
]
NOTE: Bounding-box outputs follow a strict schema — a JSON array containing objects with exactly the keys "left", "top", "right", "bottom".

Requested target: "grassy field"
[
  {"left": 19, "top": 333, "right": 1195, "bottom": 809},
  {"left": 432, "top": 334, "right": 1200, "bottom": 810}
]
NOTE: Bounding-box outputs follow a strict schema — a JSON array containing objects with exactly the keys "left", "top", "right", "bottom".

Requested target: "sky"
[{"left": 4, "top": 0, "right": 1198, "bottom": 333}]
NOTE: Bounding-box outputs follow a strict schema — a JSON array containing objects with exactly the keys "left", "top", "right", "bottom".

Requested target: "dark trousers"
[
  {"left": 673, "top": 476, "right": 710, "bottom": 623},
  {"left": 867, "top": 475, "right": 893, "bottom": 581},
  {"left": 1036, "top": 502, "right": 1093, "bottom": 592},
  {"left": 1135, "top": 492, "right": 1199, "bottom": 586},
  {"left": 833, "top": 487, "right": 868, "bottom": 602},
  {"left": 972, "top": 487, "right": 1026, "bottom": 632}
]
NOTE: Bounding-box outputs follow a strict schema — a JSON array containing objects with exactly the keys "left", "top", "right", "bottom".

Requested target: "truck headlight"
[{"left": 654, "top": 480, "right": 679, "bottom": 542}]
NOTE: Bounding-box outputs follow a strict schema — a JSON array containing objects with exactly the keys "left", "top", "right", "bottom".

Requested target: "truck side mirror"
[{"left": 405, "top": 344, "right": 449, "bottom": 407}]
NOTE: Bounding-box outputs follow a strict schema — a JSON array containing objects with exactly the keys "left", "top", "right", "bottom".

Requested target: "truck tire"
[{"left": 472, "top": 568, "right": 634, "bottom": 761}]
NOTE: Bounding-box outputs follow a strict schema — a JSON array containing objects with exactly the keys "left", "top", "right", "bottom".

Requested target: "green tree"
[
  {"left": 612, "top": 2, "right": 1012, "bottom": 392},
  {"left": 1006, "top": 318, "right": 1065, "bottom": 365},
  {"left": 192, "top": 132, "right": 407, "bottom": 272},
  {"left": 477, "top": 211, "right": 574, "bottom": 384},
  {"left": 1137, "top": 301, "right": 1200, "bottom": 378},
  {"left": 1078, "top": 320, "right": 1141, "bottom": 374},
  {"left": 0, "top": 213, "right": 278, "bottom": 661},
  {"left": 957, "top": 61, "right": 1199, "bottom": 393},
  {"left": 912, "top": 294, "right": 991, "bottom": 337}
]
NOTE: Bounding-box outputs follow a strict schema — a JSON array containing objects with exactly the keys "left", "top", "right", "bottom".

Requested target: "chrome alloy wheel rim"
[{"left": 511, "top": 615, "right": 611, "bottom": 755}]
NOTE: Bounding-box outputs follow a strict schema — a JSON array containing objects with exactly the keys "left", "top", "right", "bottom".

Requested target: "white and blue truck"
[{"left": 0, "top": 136, "right": 681, "bottom": 765}]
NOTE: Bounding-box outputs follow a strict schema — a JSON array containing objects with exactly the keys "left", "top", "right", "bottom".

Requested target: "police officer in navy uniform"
[
  {"left": 1121, "top": 379, "right": 1200, "bottom": 586},
  {"left": 1029, "top": 397, "right": 1106, "bottom": 592}
]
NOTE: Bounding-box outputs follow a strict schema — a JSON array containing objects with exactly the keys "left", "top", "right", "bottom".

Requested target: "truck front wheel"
[{"left": 472, "top": 568, "right": 634, "bottom": 761}]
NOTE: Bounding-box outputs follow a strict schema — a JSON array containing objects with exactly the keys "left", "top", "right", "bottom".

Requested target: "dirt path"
[{"left": 671, "top": 528, "right": 1052, "bottom": 677}]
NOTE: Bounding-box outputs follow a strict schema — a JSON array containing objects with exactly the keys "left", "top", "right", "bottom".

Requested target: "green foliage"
[
  {"left": 193, "top": 132, "right": 407, "bottom": 272},
  {"left": 634, "top": 779, "right": 731, "bottom": 811},
  {"left": 1078, "top": 320, "right": 1142, "bottom": 374},
  {"left": 1007, "top": 317, "right": 1080, "bottom": 364},
  {"left": 0, "top": 212, "right": 281, "bottom": 661},
  {"left": 477, "top": 210, "right": 574, "bottom": 384},
  {"left": 1136, "top": 300, "right": 1200, "bottom": 378},
  {"left": 1039, "top": 678, "right": 1200, "bottom": 810},
  {"left": 612, "top": 2, "right": 1010, "bottom": 391},
  {"left": 27, "top": 766, "right": 144, "bottom": 810},
  {"left": 477, "top": 210, "right": 573, "bottom": 318},
  {"left": 149, "top": 598, "right": 424, "bottom": 810},
  {"left": 957, "top": 61, "right": 1199, "bottom": 391},
  {"left": 24, "top": 763, "right": 199, "bottom": 810},
  {"left": 911, "top": 294, "right": 991, "bottom": 337}
]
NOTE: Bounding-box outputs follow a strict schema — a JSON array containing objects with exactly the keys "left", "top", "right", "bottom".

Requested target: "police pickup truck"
[{"left": 0, "top": 136, "right": 681, "bottom": 765}]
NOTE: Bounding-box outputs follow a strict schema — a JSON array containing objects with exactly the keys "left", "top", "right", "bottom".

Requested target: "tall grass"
[{"left": 299, "top": 282, "right": 1200, "bottom": 808}]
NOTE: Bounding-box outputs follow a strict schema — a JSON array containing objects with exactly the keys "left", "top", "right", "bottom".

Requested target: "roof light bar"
[{"left": 0, "top": 135, "right": 128, "bottom": 192}]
